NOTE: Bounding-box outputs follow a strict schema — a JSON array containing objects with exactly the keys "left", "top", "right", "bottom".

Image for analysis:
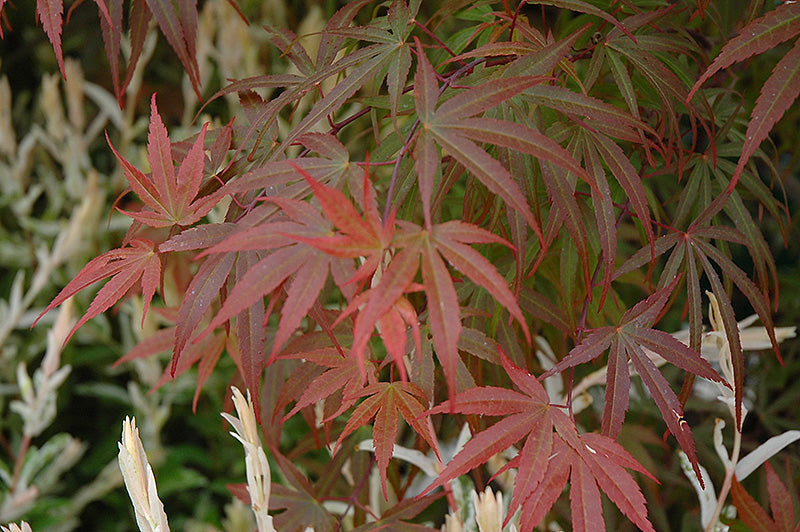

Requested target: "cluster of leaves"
[{"left": 25, "top": 0, "right": 799, "bottom": 530}]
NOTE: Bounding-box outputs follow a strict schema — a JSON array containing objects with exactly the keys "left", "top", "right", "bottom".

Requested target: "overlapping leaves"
[
  {"left": 540, "top": 277, "right": 727, "bottom": 482},
  {"left": 424, "top": 352, "right": 657, "bottom": 532}
]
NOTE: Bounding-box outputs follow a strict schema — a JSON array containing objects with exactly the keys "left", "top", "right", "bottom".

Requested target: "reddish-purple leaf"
[
  {"left": 523, "top": 85, "right": 656, "bottom": 142},
  {"left": 293, "top": 163, "right": 384, "bottom": 249},
  {"left": 235, "top": 250, "right": 267, "bottom": 419},
  {"left": 108, "top": 96, "right": 218, "bottom": 227},
  {"left": 281, "top": 346, "right": 373, "bottom": 422},
  {"left": 351, "top": 243, "right": 420, "bottom": 376},
  {"left": 688, "top": 2, "right": 800, "bottom": 101},
  {"left": 421, "top": 235, "right": 462, "bottom": 398},
  {"left": 583, "top": 141, "right": 616, "bottom": 305},
  {"left": 628, "top": 328, "right": 726, "bottom": 385},
  {"left": 527, "top": 0, "right": 636, "bottom": 42},
  {"left": 98, "top": 0, "right": 123, "bottom": 100},
  {"left": 414, "top": 38, "right": 438, "bottom": 122},
  {"left": 518, "top": 440, "right": 571, "bottom": 531},
  {"left": 173, "top": 252, "right": 235, "bottom": 371},
  {"left": 36, "top": 0, "right": 64, "bottom": 77},
  {"left": 731, "top": 477, "right": 777, "bottom": 532},
  {"left": 570, "top": 454, "right": 602, "bottom": 532},
  {"left": 590, "top": 132, "right": 654, "bottom": 254},
  {"left": 601, "top": 336, "right": 630, "bottom": 438},
  {"left": 625, "top": 337, "right": 701, "bottom": 483},
  {"left": 201, "top": 245, "right": 314, "bottom": 338},
  {"left": 336, "top": 382, "right": 438, "bottom": 498},
  {"left": 121, "top": 0, "right": 152, "bottom": 102},
  {"left": 144, "top": 0, "right": 202, "bottom": 99},
  {"left": 694, "top": 250, "right": 745, "bottom": 428},
  {"left": 33, "top": 239, "right": 160, "bottom": 342},
  {"left": 723, "top": 37, "right": 800, "bottom": 212},
  {"left": 765, "top": 461, "right": 796, "bottom": 532},
  {"left": 114, "top": 326, "right": 174, "bottom": 368},
  {"left": 277, "top": 45, "right": 393, "bottom": 152},
  {"left": 435, "top": 76, "right": 545, "bottom": 122},
  {"left": 270, "top": 252, "right": 331, "bottom": 360},
  {"left": 414, "top": 131, "right": 438, "bottom": 229},
  {"left": 432, "top": 223, "right": 530, "bottom": 341},
  {"left": 540, "top": 277, "right": 718, "bottom": 484},
  {"left": 429, "top": 127, "right": 543, "bottom": 243},
  {"left": 579, "top": 432, "right": 655, "bottom": 532}
]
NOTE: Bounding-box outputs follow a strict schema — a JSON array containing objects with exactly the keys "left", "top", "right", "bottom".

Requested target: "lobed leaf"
[{"left": 33, "top": 240, "right": 160, "bottom": 343}]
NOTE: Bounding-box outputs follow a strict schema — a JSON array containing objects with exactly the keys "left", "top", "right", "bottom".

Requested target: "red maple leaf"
[
  {"left": 732, "top": 461, "right": 800, "bottom": 532},
  {"left": 33, "top": 239, "right": 160, "bottom": 342},
  {"left": 540, "top": 276, "right": 729, "bottom": 484},
  {"left": 335, "top": 381, "right": 441, "bottom": 499},
  {"left": 423, "top": 351, "right": 656, "bottom": 532},
  {"left": 107, "top": 94, "right": 222, "bottom": 228}
]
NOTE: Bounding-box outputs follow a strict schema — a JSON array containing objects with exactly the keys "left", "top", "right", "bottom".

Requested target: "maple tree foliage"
[
  {"left": 24, "top": 0, "right": 798, "bottom": 530},
  {"left": 731, "top": 462, "right": 800, "bottom": 532}
]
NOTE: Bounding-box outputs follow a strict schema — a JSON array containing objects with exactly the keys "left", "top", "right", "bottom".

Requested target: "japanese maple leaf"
[
  {"left": 279, "top": 345, "right": 378, "bottom": 425},
  {"left": 335, "top": 381, "right": 440, "bottom": 498},
  {"left": 113, "top": 324, "right": 226, "bottom": 412},
  {"left": 688, "top": 1, "right": 800, "bottom": 221},
  {"left": 33, "top": 239, "right": 160, "bottom": 343},
  {"left": 517, "top": 433, "right": 656, "bottom": 532},
  {"left": 732, "top": 461, "right": 800, "bottom": 532},
  {"left": 615, "top": 223, "right": 780, "bottom": 428},
  {"left": 198, "top": 165, "right": 383, "bottom": 360},
  {"left": 335, "top": 283, "right": 423, "bottom": 381},
  {"left": 348, "top": 493, "right": 442, "bottom": 532},
  {"left": 423, "top": 351, "right": 656, "bottom": 532},
  {"left": 107, "top": 94, "right": 222, "bottom": 228},
  {"left": 412, "top": 39, "right": 594, "bottom": 244},
  {"left": 266, "top": 450, "right": 339, "bottom": 532},
  {"left": 540, "top": 276, "right": 728, "bottom": 484}
]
